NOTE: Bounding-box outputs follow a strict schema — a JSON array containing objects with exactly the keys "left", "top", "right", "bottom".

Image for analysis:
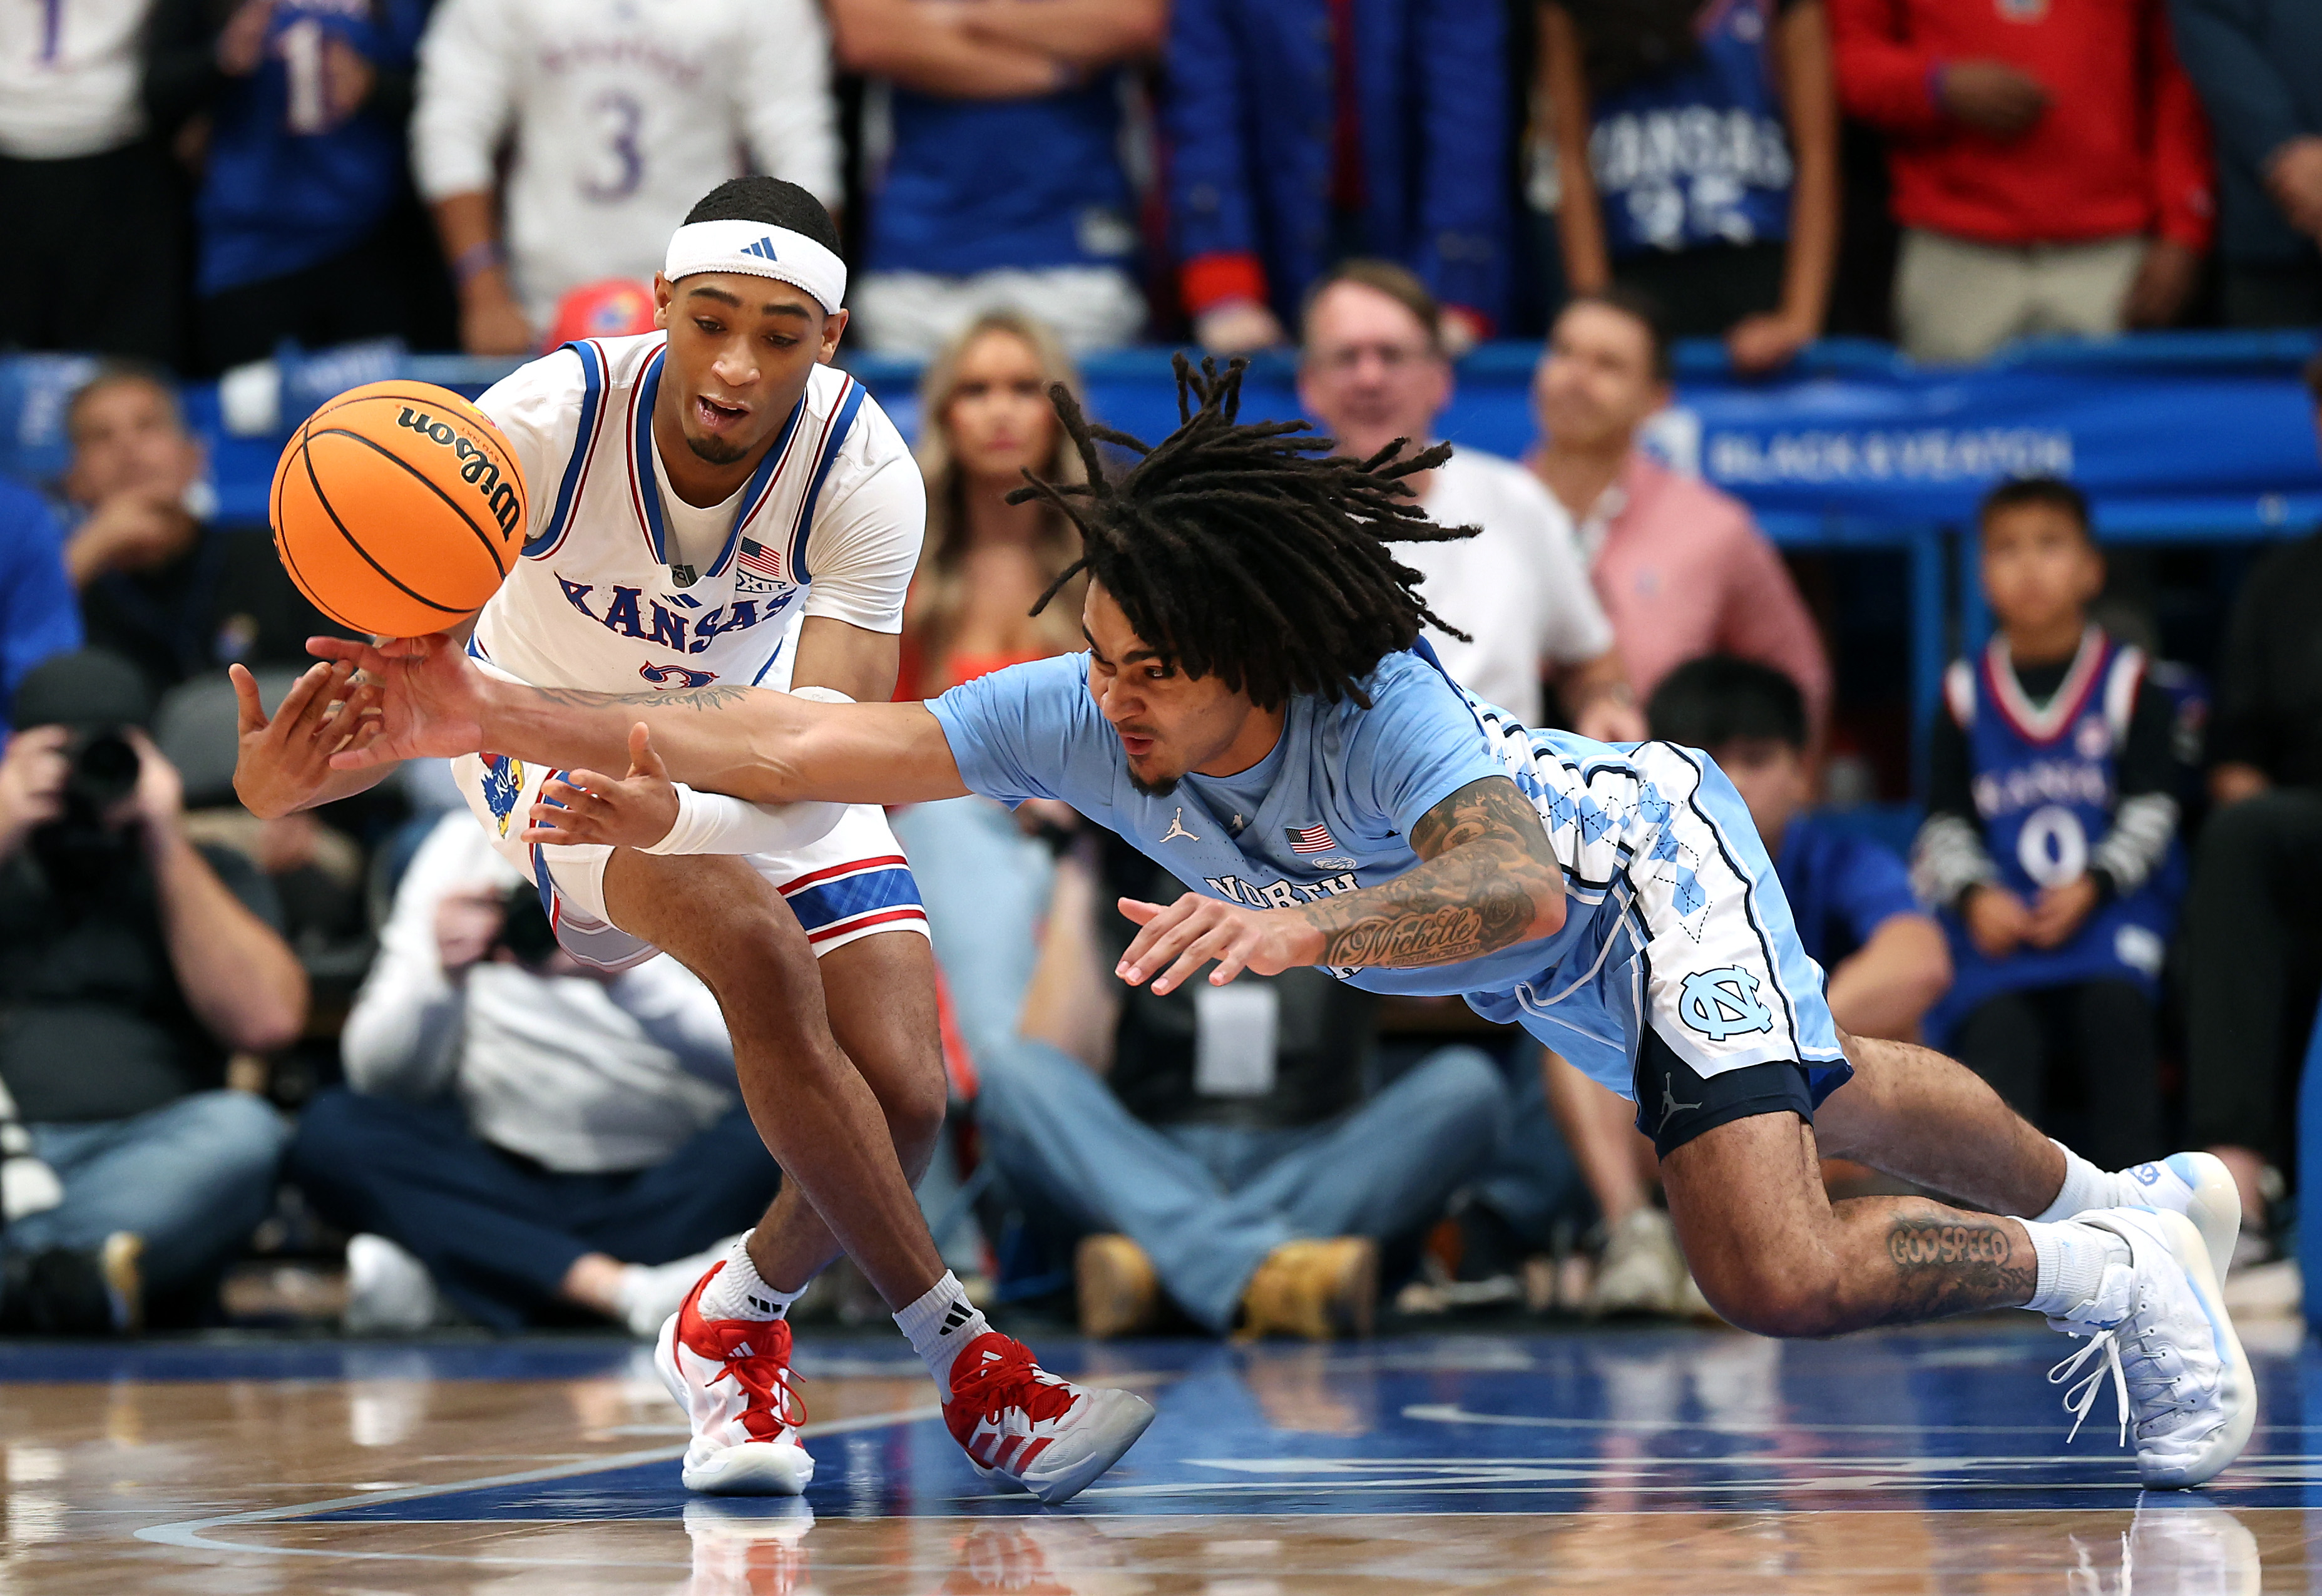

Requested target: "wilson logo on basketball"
[
  {"left": 269, "top": 378, "right": 528, "bottom": 638},
  {"left": 394, "top": 406, "right": 523, "bottom": 535}
]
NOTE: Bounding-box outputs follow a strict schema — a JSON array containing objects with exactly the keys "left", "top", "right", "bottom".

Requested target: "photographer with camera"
[
  {"left": 0, "top": 650, "right": 305, "bottom": 1334},
  {"left": 290, "top": 811, "right": 780, "bottom": 1334}
]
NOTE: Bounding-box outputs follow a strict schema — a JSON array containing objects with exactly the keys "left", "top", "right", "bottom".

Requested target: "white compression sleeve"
[
  {"left": 640, "top": 786, "right": 843, "bottom": 856},
  {"left": 638, "top": 685, "right": 856, "bottom": 856}
]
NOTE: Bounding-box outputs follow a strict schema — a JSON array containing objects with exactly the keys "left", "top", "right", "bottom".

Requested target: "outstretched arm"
[
  {"left": 1115, "top": 775, "right": 1567, "bottom": 995},
  {"left": 314, "top": 634, "right": 971, "bottom": 806}
]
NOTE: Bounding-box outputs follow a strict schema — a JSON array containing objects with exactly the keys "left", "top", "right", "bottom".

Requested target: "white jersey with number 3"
[
  {"left": 471, "top": 332, "right": 923, "bottom": 697},
  {"left": 410, "top": 0, "right": 841, "bottom": 324}
]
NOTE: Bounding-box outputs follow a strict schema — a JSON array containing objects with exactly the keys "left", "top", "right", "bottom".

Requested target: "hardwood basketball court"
[{"left": 0, "top": 1319, "right": 2308, "bottom": 1592}]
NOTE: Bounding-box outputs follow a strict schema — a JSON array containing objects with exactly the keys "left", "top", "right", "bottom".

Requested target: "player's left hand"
[
  {"left": 524, "top": 723, "right": 681, "bottom": 849},
  {"left": 1115, "top": 893, "right": 1326, "bottom": 995},
  {"left": 2025, "top": 874, "right": 2100, "bottom": 948}
]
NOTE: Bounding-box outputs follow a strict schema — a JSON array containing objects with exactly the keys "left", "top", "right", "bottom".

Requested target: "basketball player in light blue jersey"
[{"left": 321, "top": 359, "right": 2254, "bottom": 1488}]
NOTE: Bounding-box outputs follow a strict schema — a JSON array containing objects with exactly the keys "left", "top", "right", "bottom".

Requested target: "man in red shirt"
[{"left": 1831, "top": 0, "right": 2214, "bottom": 362}]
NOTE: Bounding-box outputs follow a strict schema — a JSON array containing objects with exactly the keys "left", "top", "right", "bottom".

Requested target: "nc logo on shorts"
[
  {"left": 482, "top": 754, "right": 525, "bottom": 839},
  {"left": 2131, "top": 1163, "right": 2162, "bottom": 1186},
  {"left": 1678, "top": 966, "right": 1775, "bottom": 1041}
]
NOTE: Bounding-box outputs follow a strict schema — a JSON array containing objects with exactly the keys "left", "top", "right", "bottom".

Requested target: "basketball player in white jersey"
[{"left": 230, "top": 177, "right": 1153, "bottom": 1506}]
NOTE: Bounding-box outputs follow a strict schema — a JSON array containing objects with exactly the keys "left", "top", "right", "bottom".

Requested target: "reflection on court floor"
[{"left": 1, "top": 1320, "right": 2313, "bottom": 1592}]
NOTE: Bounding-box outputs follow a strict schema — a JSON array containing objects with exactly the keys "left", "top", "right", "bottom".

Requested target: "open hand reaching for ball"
[{"left": 523, "top": 724, "right": 680, "bottom": 849}]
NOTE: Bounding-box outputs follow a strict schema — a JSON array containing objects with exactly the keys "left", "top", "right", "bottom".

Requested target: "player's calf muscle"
[{"left": 1668, "top": 1113, "right": 2037, "bottom": 1335}]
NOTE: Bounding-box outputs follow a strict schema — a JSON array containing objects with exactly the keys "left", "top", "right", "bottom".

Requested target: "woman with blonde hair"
[
  {"left": 899, "top": 310, "right": 1088, "bottom": 699},
  {"left": 891, "top": 312, "right": 1094, "bottom": 1158}
]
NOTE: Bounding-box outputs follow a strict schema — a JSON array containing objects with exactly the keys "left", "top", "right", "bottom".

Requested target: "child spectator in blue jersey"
[
  {"left": 1911, "top": 478, "right": 2182, "bottom": 1170},
  {"left": 827, "top": 0, "right": 1164, "bottom": 356},
  {"left": 145, "top": 0, "right": 429, "bottom": 374},
  {"left": 1540, "top": 0, "right": 1840, "bottom": 374}
]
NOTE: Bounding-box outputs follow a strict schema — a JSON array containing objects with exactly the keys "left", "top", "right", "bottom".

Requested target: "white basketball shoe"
[
  {"left": 2115, "top": 1154, "right": 2242, "bottom": 1277},
  {"left": 943, "top": 1330, "right": 1155, "bottom": 1505},
  {"left": 2044, "top": 1208, "right": 2255, "bottom": 1488},
  {"left": 657, "top": 1263, "right": 816, "bottom": 1495}
]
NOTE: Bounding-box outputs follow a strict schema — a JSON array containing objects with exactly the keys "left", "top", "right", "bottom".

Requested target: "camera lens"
[{"left": 68, "top": 732, "right": 142, "bottom": 814}]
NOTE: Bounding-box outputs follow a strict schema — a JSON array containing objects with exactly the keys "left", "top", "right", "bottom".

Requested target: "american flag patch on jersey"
[
  {"left": 1286, "top": 822, "right": 1339, "bottom": 854},
  {"left": 734, "top": 537, "right": 783, "bottom": 593}
]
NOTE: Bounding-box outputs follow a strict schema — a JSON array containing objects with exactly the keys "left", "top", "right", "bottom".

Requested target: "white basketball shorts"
[{"left": 449, "top": 750, "right": 927, "bottom": 972}]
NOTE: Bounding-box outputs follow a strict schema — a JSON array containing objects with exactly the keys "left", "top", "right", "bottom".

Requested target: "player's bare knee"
[{"left": 1695, "top": 1254, "right": 1846, "bottom": 1338}]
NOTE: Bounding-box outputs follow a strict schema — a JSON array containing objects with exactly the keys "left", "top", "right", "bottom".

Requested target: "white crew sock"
[
  {"left": 696, "top": 1234, "right": 806, "bottom": 1322},
  {"left": 2022, "top": 1219, "right": 2132, "bottom": 1317},
  {"left": 894, "top": 1271, "right": 991, "bottom": 1387},
  {"left": 2033, "top": 1141, "right": 2119, "bottom": 1224}
]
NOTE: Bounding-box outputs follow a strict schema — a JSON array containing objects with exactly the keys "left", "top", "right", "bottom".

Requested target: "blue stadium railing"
[{"left": 3, "top": 328, "right": 2316, "bottom": 770}]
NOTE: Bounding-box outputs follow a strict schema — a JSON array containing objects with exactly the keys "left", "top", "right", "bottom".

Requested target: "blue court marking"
[
  {"left": 0, "top": 1336, "right": 647, "bottom": 1384},
  {"left": 131, "top": 1326, "right": 2322, "bottom": 1532}
]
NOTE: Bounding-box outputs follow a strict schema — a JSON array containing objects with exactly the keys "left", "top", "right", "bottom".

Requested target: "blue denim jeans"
[
  {"left": 889, "top": 795, "right": 1056, "bottom": 1063},
  {"left": 974, "top": 1039, "right": 1509, "bottom": 1331},
  {"left": 891, "top": 794, "right": 1058, "bottom": 1272},
  {"left": 10, "top": 1090, "right": 290, "bottom": 1293}
]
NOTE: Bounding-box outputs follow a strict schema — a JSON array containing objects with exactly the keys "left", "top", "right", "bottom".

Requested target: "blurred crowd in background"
[{"left": 0, "top": 0, "right": 2318, "bottom": 1344}]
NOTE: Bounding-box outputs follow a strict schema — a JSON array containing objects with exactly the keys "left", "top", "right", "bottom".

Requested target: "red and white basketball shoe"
[
  {"left": 943, "top": 1331, "right": 1154, "bottom": 1505},
  {"left": 657, "top": 1264, "right": 815, "bottom": 1495}
]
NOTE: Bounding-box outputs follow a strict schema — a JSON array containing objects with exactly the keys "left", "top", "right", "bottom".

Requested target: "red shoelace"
[
  {"left": 701, "top": 1317, "right": 807, "bottom": 1437},
  {"left": 947, "top": 1334, "right": 1077, "bottom": 1430}
]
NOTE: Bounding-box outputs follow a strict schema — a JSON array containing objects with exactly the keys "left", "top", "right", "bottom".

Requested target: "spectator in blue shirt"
[
  {"left": 1167, "top": 0, "right": 1510, "bottom": 356},
  {"left": 828, "top": 0, "right": 1165, "bottom": 356},
  {"left": 0, "top": 483, "right": 85, "bottom": 712},
  {"left": 1539, "top": 0, "right": 1841, "bottom": 374},
  {"left": 2167, "top": 0, "right": 2322, "bottom": 327},
  {"left": 145, "top": 0, "right": 431, "bottom": 374}
]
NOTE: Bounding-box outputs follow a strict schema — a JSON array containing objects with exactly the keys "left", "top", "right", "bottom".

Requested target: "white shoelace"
[
  {"left": 2050, "top": 1323, "right": 2199, "bottom": 1446},
  {"left": 2051, "top": 1328, "right": 2133, "bottom": 1445}
]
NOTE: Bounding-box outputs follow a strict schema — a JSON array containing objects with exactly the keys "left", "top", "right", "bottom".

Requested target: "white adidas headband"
[{"left": 663, "top": 219, "right": 847, "bottom": 314}]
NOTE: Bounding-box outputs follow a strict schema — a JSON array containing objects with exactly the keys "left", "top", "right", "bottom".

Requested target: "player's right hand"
[
  {"left": 309, "top": 633, "right": 489, "bottom": 767},
  {"left": 230, "top": 661, "right": 377, "bottom": 819},
  {"left": 524, "top": 724, "right": 682, "bottom": 850}
]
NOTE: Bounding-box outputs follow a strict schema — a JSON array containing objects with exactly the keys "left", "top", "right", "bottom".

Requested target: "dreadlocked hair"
[{"left": 1007, "top": 355, "right": 1480, "bottom": 710}]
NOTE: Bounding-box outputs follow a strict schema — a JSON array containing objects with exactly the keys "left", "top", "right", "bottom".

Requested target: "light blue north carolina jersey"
[{"left": 928, "top": 643, "right": 1846, "bottom": 1098}]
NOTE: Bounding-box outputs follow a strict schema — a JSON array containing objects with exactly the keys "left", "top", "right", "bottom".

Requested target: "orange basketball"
[{"left": 270, "top": 380, "right": 528, "bottom": 638}]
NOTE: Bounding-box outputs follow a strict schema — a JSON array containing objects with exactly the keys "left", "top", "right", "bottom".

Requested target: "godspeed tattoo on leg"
[{"left": 1877, "top": 1210, "right": 2037, "bottom": 1322}]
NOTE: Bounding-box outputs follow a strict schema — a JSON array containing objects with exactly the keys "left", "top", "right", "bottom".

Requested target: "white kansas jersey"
[
  {"left": 0, "top": 0, "right": 145, "bottom": 158},
  {"left": 471, "top": 334, "right": 924, "bottom": 696},
  {"left": 410, "top": 0, "right": 840, "bottom": 324}
]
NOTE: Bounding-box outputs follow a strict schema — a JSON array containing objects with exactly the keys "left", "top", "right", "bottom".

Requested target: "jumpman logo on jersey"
[
  {"left": 1160, "top": 808, "right": 1200, "bottom": 844},
  {"left": 1662, "top": 1079, "right": 1703, "bottom": 1122}
]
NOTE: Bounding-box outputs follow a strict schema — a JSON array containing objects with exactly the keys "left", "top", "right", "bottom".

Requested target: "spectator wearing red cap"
[{"left": 1830, "top": 0, "right": 2214, "bottom": 362}]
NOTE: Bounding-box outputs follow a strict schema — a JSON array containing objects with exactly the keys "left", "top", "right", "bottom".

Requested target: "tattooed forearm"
[
  {"left": 520, "top": 683, "right": 759, "bottom": 712},
  {"left": 1299, "top": 775, "right": 1563, "bottom": 968},
  {"left": 1876, "top": 1211, "right": 2036, "bottom": 1322}
]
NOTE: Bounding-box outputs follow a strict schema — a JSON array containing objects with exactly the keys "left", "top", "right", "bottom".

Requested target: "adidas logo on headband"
[{"left": 664, "top": 219, "right": 846, "bottom": 312}]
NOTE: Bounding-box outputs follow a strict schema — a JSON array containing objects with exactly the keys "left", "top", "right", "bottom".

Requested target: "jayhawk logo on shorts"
[{"left": 481, "top": 754, "right": 525, "bottom": 839}]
